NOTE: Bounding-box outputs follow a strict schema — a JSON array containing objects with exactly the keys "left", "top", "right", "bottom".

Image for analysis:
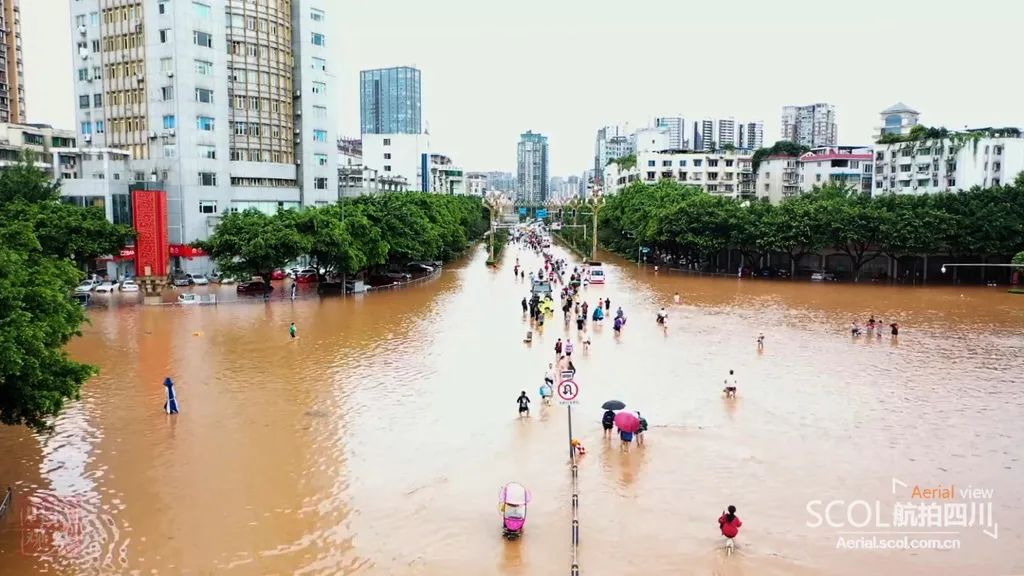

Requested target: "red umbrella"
[{"left": 614, "top": 411, "right": 640, "bottom": 433}]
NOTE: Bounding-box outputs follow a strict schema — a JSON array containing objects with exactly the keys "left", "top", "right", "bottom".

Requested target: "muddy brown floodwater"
[{"left": 0, "top": 242, "right": 1022, "bottom": 575}]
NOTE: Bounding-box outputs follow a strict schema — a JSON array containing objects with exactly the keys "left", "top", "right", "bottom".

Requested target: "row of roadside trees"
[
  {"left": 0, "top": 162, "right": 135, "bottom": 431},
  {"left": 557, "top": 176, "right": 1024, "bottom": 282},
  {"left": 198, "top": 192, "right": 490, "bottom": 284}
]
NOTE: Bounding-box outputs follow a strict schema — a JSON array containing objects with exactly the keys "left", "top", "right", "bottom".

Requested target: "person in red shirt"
[{"left": 718, "top": 505, "right": 742, "bottom": 539}]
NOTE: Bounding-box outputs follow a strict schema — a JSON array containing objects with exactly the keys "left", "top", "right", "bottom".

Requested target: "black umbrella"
[{"left": 601, "top": 400, "right": 626, "bottom": 411}]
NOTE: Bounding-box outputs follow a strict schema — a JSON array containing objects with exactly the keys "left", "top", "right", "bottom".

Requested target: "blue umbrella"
[{"left": 163, "top": 377, "right": 179, "bottom": 414}]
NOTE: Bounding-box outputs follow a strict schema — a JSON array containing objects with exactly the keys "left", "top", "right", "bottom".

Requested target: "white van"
[{"left": 589, "top": 266, "right": 606, "bottom": 284}]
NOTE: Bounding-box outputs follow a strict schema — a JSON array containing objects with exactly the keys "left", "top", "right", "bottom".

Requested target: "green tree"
[
  {"left": 0, "top": 222, "right": 95, "bottom": 430},
  {"left": 196, "top": 208, "right": 306, "bottom": 284},
  {"left": 0, "top": 162, "right": 132, "bottom": 430}
]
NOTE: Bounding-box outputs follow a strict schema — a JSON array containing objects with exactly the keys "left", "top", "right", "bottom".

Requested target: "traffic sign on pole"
[{"left": 557, "top": 379, "right": 579, "bottom": 405}]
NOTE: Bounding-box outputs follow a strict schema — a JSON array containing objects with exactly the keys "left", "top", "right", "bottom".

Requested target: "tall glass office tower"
[{"left": 360, "top": 66, "right": 422, "bottom": 134}]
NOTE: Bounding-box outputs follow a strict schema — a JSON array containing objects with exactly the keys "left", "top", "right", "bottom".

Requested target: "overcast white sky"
[{"left": 24, "top": 0, "right": 1024, "bottom": 176}]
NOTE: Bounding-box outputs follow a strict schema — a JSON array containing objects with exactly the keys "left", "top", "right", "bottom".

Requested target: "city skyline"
[{"left": 21, "top": 0, "right": 1024, "bottom": 176}]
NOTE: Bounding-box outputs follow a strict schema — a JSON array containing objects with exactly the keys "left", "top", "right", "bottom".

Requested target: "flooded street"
[{"left": 1, "top": 242, "right": 1022, "bottom": 575}]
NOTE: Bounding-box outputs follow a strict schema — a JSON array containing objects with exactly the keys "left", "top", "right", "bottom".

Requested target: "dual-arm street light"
[
  {"left": 484, "top": 191, "right": 511, "bottom": 262},
  {"left": 586, "top": 190, "right": 605, "bottom": 262}
]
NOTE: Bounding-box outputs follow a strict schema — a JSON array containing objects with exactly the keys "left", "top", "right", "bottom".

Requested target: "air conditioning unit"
[
  {"left": 294, "top": 137, "right": 301, "bottom": 144},
  {"left": 296, "top": 159, "right": 302, "bottom": 165},
  {"left": 134, "top": 23, "right": 143, "bottom": 32},
  {"left": 136, "top": 74, "right": 145, "bottom": 83},
  {"left": 83, "top": 134, "right": 92, "bottom": 142},
  {"left": 294, "top": 128, "right": 301, "bottom": 134},
  {"left": 294, "top": 89, "right": 301, "bottom": 97},
  {"left": 148, "top": 131, "right": 157, "bottom": 139},
  {"left": 166, "top": 70, "right": 174, "bottom": 77},
  {"left": 295, "top": 110, "right": 301, "bottom": 116},
  {"left": 85, "top": 77, "right": 93, "bottom": 83},
  {"left": 80, "top": 51, "right": 89, "bottom": 60},
  {"left": 78, "top": 25, "right": 87, "bottom": 35}
]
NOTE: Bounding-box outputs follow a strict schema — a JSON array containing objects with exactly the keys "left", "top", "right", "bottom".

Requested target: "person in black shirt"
[
  {"left": 517, "top": 391, "right": 531, "bottom": 417},
  {"left": 602, "top": 409, "right": 615, "bottom": 438}
]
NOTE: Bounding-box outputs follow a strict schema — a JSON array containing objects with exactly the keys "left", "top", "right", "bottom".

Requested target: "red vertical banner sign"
[{"left": 131, "top": 189, "right": 169, "bottom": 278}]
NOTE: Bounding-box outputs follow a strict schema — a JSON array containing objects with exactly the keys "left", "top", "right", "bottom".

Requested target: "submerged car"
[
  {"left": 75, "top": 279, "right": 100, "bottom": 293},
  {"left": 189, "top": 274, "right": 210, "bottom": 285},
  {"left": 237, "top": 280, "right": 272, "bottom": 294},
  {"left": 171, "top": 274, "right": 192, "bottom": 287},
  {"left": 93, "top": 281, "right": 118, "bottom": 293},
  {"left": 120, "top": 279, "right": 140, "bottom": 292}
]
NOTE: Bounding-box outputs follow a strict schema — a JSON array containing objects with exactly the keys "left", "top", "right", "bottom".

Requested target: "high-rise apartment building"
[
  {"left": 360, "top": 66, "right": 422, "bottom": 134},
  {"left": 594, "top": 124, "right": 631, "bottom": 184},
  {"left": 717, "top": 118, "right": 737, "bottom": 148},
  {"left": 655, "top": 116, "right": 687, "bottom": 149},
  {"left": 781, "top": 103, "right": 837, "bottom": 148},
  {"left": 69, "top": 0, "right": 337, "bottom": 262},
  {"left": 738, "top": 121, "right": 764, "bottom": 150},
  {"left": 1, "top": 0, "right": 25, "bottom": 123},
  {"left": 517, "top": 130, "right": 548, "bottom": 203}
]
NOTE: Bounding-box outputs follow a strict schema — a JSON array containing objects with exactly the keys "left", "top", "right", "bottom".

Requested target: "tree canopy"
[
  {"left": 581, "top": 177, "right": 1024, "bottom": 281},
  {"left": 0, "top": 162, "right": 133, "bottom": 431},
  {"left": 198, "top": 192, "right": 489, "bottom": 280}
]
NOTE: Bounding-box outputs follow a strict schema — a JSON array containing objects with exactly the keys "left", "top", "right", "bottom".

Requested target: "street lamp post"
[
  {"left": 484, "top": 192, "right": 509, "bottom": 263},
  {"left": 587, "top": 191, "right": 605, "bottom": 262}
]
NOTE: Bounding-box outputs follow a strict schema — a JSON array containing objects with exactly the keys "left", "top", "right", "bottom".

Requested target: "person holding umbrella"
[
  {"left": 163, "top": 377, "right": 179, "bottom": 414},
  {"left": 601, "top": 400, "right": 624, "bottom": 439},
  {"left": 613, "top": 410, "right": 641, "bottom": 452}
]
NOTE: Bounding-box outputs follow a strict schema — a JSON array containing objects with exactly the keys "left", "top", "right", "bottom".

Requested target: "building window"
[
  {"left": 197, "top": 116, "right": 215, "bottom": 131},
  {"left": 315, "top": 153, "right": 328, "bottom": 166},
  {"left": 163, "top": 144, "right": 177, "bottom": 158},
  {"left": 311, "top": 81, "right": 326, "bottom": 94},
  {"left": 79, "top": 95, "right": 90, "bottom": 109},
  {"left": 81, "top": 122, "right": 92, "bottom": 135},
  {"left": 384, "top": 153, "right": 392, "bottom": 159},
  {"left": 312, "top": 57, "right": 326, "bottom": 71},
  {"left": 93, "top": 67, "right": 102, "bottom": 80},
  {"left": 193, "top": 2, "right": 211, "bottom": 18},
  {"left": 91, "top": 40, "right": 100, "bottom": 53},
  {"left": 313, "top": 130, "right": 328, "bottom": 142},
  {"left": 198, "top": 172, "right": 217, "bottom": 186},
  {"left": 312, "top": 33, "right": 326, "bottom": 46},
  {"left": 199, "top": 201, "right": 217, "bottom": 214},
  {"left": 383, "top": 138, "right": 391, "bottom": 146},
  {"left": 75, "top": 15, "right": 86, "bottom": 27},
  {"left": 679, "top": 160, "right": 686, "bottom": 167},
  {"left": 160, "top": 29, "right": 171, "bottom": 43},
  {"left": 816, "top": 174, "right": 822, "bottom": 182},
  {"left": 694, "top": 160, "right": 702, "bottom": 167},
  {"left": 662, "top": 160, "right": 671, "bottom": 167},
  {"left": 313, "top": 105, "right": 327, "bottom": 117},
  {"left": 725, "top": 160, "right": 734, "bottom": 167},
  {"left": 198, "top": 145, "right": 216, "bottom": 159},
  {"left": 160, "top": 115, "right": 175, "bottom": 130},
  {"left": 78, "top": 68, "right": 89, "bottom": 81},
  {"left": 311, "top": 8, "right": 325, "bottom": 21},
  {"left": 314, "top": 177, "right": 328, "bottom": 190},
  {"left": 95, "top": 121, "right": 105, "bottom": 134},
  {"left": 93, "top": 93, "right": 103, "bottom": 107},
  {"left": 195, "top": 60, "right": 213, "bottom": 75},
  {"left": 195, "top": 88, "right": 214, "bottom": 103},
  {"left": 193, "top": 31, "right": 213, "bottom": 48},
  {"left": 647, "top": 160, "right": 655, "bottom": 167},
  {"left": 161, "top": 86, "right": 175, "bottom": 101}
]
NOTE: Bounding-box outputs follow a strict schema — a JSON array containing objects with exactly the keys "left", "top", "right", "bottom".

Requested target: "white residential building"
[
  {"left": 873, "top": 132, "right": 1024, "bottom": 196},
  {"left": 781, "top": 103, "right": 838, "bottom": 147},
  {"left": 756, "top": 146, "right": 873, "bottom": 204},
  {"left": 634, "top": 149, "right": 755, "bottom": 199},
  {"left": 68, "top": 0, "right": 338, "bottom": 271},
  {"left": 632, "top": 126, "right": 670, "bottom": 153},
  {"left": 0, "top": 123, "right": 79, "bottom": 176},
  {"left": 655, "top": 116, "right": 687, "bottom": 149},
  {"left": 362, "top": 133, "right": 429, "bottom": 192},
  {"left": 876, "top": 102, "right": 920, "bottom": 140},
  {"left": 466, "top": 172, "right": 487, "bottom": 196},
  {"left": 594, "top": 124, "right": 631, "bottom": 182}
]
